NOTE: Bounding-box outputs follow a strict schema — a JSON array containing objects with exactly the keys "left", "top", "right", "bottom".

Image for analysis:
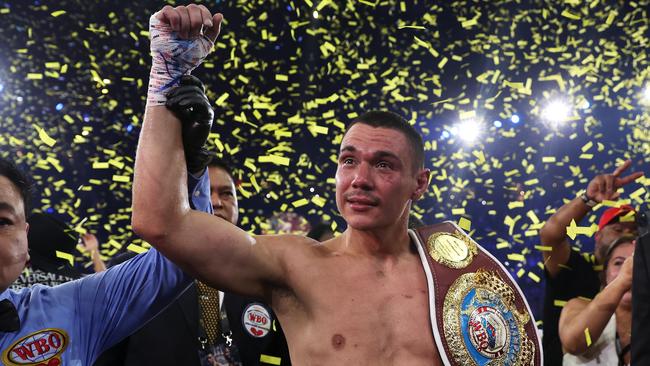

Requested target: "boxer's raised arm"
[{"left": 132, "top": 5, "right": 288, "bottom": 299}]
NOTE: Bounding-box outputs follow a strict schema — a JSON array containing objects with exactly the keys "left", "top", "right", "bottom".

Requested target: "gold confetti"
[
  {"left": 33, "top": 125, "right": 56, "bottom": 147},
  {"left": 55, "top": 251, "right": 74, "bottom": 266},
  {"left": 528, "top": 272, "right": 541, "bottom": 283},
  {"left": 458, "top": 217, "right": 471, "bottom": 231},
  {"left": 127, "top": 244, "right": 147, "bottom": 254}
]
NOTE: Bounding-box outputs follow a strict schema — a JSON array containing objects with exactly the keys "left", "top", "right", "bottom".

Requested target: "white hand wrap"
[{"left": 147, "top": 13, "right": 214, "bottom": 106}]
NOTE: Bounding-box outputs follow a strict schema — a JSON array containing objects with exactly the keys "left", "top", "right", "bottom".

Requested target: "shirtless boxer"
[{"left": 133, "top": 4, "right": 444, "bottom": 365}]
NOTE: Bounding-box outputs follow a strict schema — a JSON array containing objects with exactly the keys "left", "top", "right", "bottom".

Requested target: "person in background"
[
  {"left": 80, "top": 232, "right": 107, "bottom": 273},
  {"left": 559, "top": 236, "right": 635, "bottom": 365},
  {"left": 539, "top": 160, "right": 642, "bottom": 365},
  {"left": 206, "top": 157, "right": 292, "bottom": 365}
]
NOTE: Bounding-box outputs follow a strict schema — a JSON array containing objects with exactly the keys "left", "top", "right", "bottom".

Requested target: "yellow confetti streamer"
[
  {"left": 458, "top": 217, "right": 471, "bottom": 231},
  {"left": 33, "top": 125, "right": 56, "bottom": 147},
  {"left": 528, "top": 272, "right": 541, "bottom": 283},
  {"left": 55, "top": 251, "right": 74, "bottom": 266},
  {"left": 554, "top": 300, "right": 567, "bottom": 307},
  {"left": 507, "top": 254, "right": 526, "bottom": 262},
  {"left": 258, "top": 155, "right": 290, "bottom": 166}
]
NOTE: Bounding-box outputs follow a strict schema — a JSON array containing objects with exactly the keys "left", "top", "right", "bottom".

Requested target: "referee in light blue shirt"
[{"left": 0, "top": 153, "right": 212, "bottom": 365}]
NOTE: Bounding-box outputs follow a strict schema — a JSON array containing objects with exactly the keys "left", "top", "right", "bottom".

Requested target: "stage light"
[
  {"left": 313, "top": 10, "right": 319, "bottom": 18},
  {"left": 541, "top": 98, "right": 572, "bottom": 128},
  {"left": 455, "top": 118, "right": 482, "bottom": 145},
  {"left": 642, "top": 84, "right": 650, "bottom": 103},
  {"left": 55, "top": 103, "right": 64, "bottom": 111},
  {"left": 511, "top": 114, "right": 520, "bottom": 124},
  {"left": 493, "top": 120, "right": 502, "bottom": 128}
]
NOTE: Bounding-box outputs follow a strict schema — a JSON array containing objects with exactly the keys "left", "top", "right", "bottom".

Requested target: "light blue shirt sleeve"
[
  {"left": 0, "top": 249, "right": 191, "bottom": 365},
  {"left": 72, "top": 248, "right": 192, "bottom": 359},
  {"left": 189, "top": 167, "right": 213, "bottom": 215}
]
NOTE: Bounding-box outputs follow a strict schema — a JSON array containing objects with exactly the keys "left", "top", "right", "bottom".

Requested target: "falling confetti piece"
[{"left": 55, "top": 251, "right": 74, "bottom": 266}]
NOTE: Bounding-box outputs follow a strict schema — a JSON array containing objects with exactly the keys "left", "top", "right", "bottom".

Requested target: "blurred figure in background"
[
  {"left": 539, "top": 160, "right": 642, "bottom": 365},
  {"left": 80, "top": 232, "right": 107, "bottom": 273},
  {"left": 559, "top": 236, "right": 635, "bottom": 365}
]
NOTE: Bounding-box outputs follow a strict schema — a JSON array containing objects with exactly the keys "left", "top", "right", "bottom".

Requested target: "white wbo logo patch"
[{"left": 242, "top": 303, "right": 272, "bottom": 338}]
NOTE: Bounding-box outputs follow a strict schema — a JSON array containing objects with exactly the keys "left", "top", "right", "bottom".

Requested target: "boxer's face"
[
  {"left": 336, "top": 124, "right": 428, "bottom": 230},
  {"left": 208, "top": 166, "right": 239, "bottom": 225},
  {"left": 0, "top": 176, "right": 29, "bottom": 292}
]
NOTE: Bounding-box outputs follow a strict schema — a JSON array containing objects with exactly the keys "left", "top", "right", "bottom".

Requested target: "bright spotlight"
[
  {"left": 511, "top": 114, "right": 520, "bottom": 124},
  {"left": 643, "top": 84, "right": 650, "bottom": 103},
  {"left": 313, "top": 10, "right": 319, "bottom": 18},
  {"left": 455, "top": 119, "right": 482, "bottom": 144},
  {"left": 541, "top": 98, "right": 572, "bottom": 128}
]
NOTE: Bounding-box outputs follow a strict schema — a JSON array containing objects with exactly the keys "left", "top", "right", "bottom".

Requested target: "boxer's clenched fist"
[{"left": 147, "top": 4, "right": 223, "bottom": 106}]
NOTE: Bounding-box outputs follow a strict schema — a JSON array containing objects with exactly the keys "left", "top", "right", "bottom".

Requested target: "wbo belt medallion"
[
  {"left": 427, "top": 231, "right": 477, "bottom": 269},
  {"left": 443, "top": 270, "right": 535, "bottom": 366},
  {"left": 412, "top": 223, "right": 542, "bottom": 365}
]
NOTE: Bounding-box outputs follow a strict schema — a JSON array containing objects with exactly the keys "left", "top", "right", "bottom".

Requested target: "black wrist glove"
[{"left": 165, "top": 75, "right": 214, "bottom": 174}]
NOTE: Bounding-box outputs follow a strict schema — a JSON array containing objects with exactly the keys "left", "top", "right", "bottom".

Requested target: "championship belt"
[{"left": 410, "top": 221, "right": 542, "bottom": 366}]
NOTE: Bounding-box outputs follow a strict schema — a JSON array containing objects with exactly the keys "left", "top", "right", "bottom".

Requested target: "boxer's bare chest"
[{"left": 279, "top": 252, "right": 443, "bottom": 365}]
